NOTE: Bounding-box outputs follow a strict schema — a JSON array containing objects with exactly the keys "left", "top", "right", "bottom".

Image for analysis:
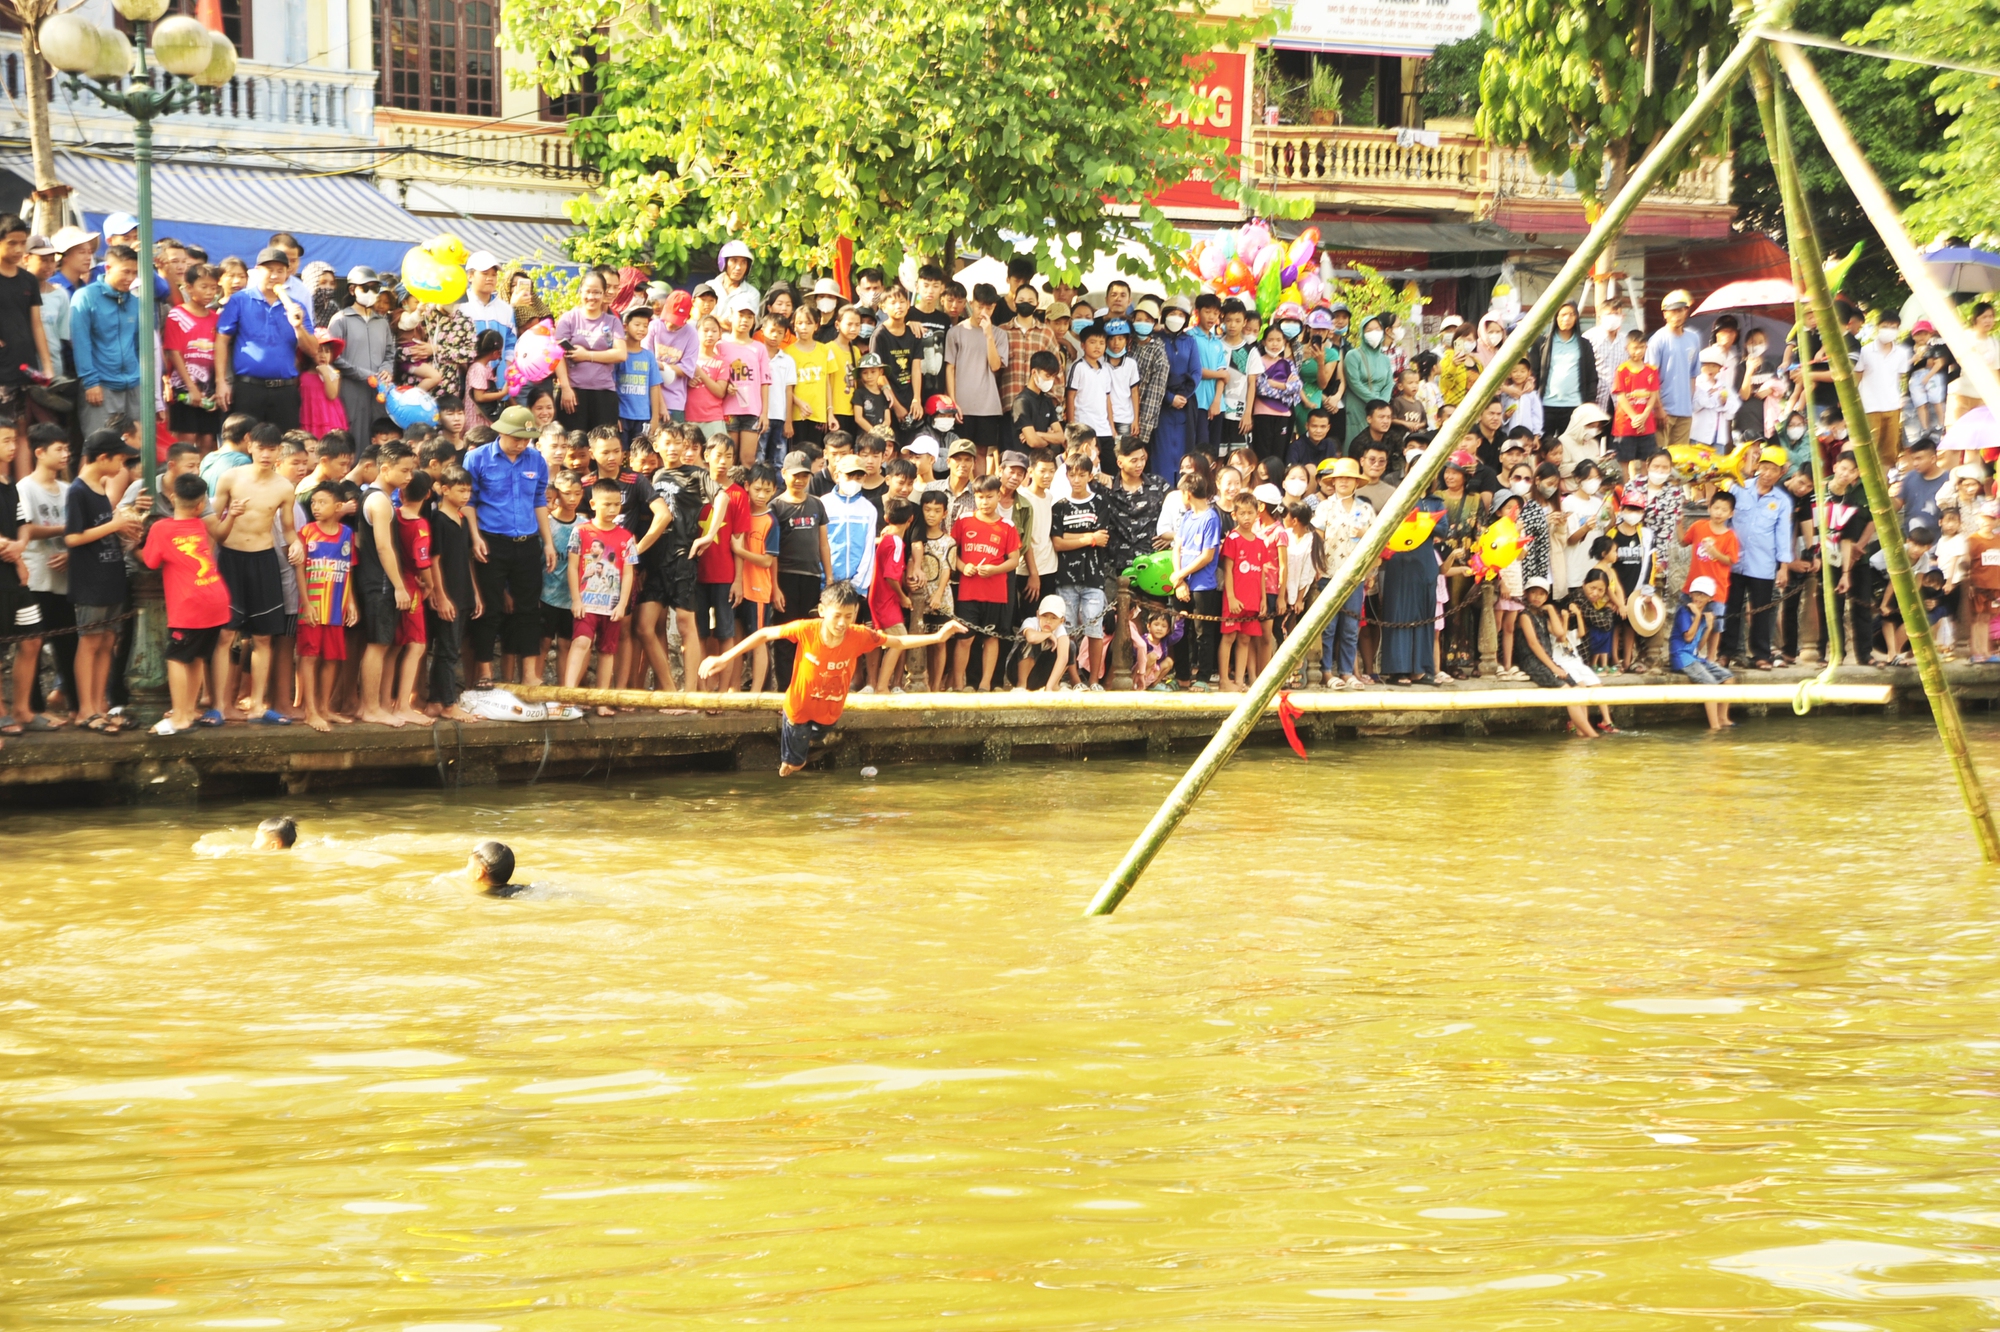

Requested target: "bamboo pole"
[
  {"left": 509, "top": 682, "right": 1892, "bottom": 714},
  {"left": 1749, "top": 58, "right": 1844, "bottom": 667},
  {"left": 1761, "top": 43, "right": 2000, "bottom": 863},
  {"left": 1081, "top": 28, "right": 1768, "bottom": 917}
]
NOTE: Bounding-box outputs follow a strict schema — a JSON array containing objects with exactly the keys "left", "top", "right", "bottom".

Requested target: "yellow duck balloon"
[
  {"left": 1386, "top": 508, "right": 1442, "bottom": 552},
  {"left": 422, "top": 232, "right": 470, "bottom": 267},
  {"left": 1713, "top": 439, "right": 1760, "bottom": 486},
  {"left": 1477, "top": 514, "right": 1531, "bottom": 575}
]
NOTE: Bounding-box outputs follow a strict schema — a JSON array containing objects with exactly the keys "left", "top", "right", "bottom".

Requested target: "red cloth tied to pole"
[
  {"left": 833, "top": 237, "right": 854, "bottom": 299},
  {"left": 1278, "top": 691, "right": 1308, "bottom": 761}
]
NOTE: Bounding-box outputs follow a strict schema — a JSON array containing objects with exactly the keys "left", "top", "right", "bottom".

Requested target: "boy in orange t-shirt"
[
  {"left": 729, "top": 465, "right": 781, "bottom": 692},
  {"left": 699, "top": 580, "right": 962, "bottom": 775},
  {"left": 1682, "top": 490, "right": 1741, "bottom": 657},
  {"left": 1612, "top": 327, "right": 1660, "bottom": 467}
]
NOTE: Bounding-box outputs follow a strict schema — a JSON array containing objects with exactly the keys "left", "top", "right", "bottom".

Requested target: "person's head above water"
[
  {"left": 253, "top": 817, "right": 296, "bottom": 850},
  {"left": 465, "top": 840, "right": 515, "bottom": 893}
]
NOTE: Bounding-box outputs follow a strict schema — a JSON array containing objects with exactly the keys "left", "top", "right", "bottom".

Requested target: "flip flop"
[
  {"left": 196, "top": 709, "right": 225, "bottom": 727},
  {"left": 83, "top": 714, "right": 109, "bottom": 733},
  {"left": 250, "top": 709, "right": 292, "bottom": 726},
  {"left": 0, "top": 719, "right": 19, "bottom": 736},
  {"left": 22, "top": 714, "right": 62, "bottom": 732}
]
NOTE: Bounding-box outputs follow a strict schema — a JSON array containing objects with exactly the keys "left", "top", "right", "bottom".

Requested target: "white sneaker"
[
  {"left": 856, "top": 685, "right": 875, "bottom": 694},
  {"left": 890, "top": 685, "right": 906, "bottom": 694},
  {"left": 1089, "top": 682, "right": 1105, "bottom": 692}
]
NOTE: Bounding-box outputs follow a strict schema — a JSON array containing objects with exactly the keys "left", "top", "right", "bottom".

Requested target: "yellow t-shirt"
[
  {"left": 825, "top": 339, "right": 863, "bottom": 420},
  {"left": 787, "top": 339, "right": 830, "bottom": 423}
]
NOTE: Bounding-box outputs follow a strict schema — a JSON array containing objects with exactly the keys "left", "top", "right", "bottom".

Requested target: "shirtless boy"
[{"left": 212, "top": 421, "right": 304, "bottom": 723}]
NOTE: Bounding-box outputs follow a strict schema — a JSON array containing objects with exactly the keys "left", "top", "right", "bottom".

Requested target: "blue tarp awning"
[{"left": 0, "top": 151, "right": 576, "bottom": 275}]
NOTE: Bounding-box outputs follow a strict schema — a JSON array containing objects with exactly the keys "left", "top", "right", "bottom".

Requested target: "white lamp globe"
[
  {"left": 149, "top": 15, "right": 213, "bottom": 78},
  {"left": 86, "top": 25, "right": 134, "bottom": 80},
  {"left": 191, "top": 31, "right": 236, "bottom": 87},
  {"left": 109, "top": 0, "right": 173, "bottom": 21},
  {"left": 37, "top": 13, "right": 103, "bottom": 74}
]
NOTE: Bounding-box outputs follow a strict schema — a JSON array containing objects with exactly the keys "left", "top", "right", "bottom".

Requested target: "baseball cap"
[
  {"left": 25, "top": 234, "right": 56, "bottom": 256},
  {"left": 666, "top": 290, "right": 693, "bottom": 320},
  {"left": 464, "top": 250, "right": 500, "bottom": 273},
  {"left": 102, "top": 212, "right": 139, "bottom": 237},
  {"left": 1252, "top": 483, "right": 1283, "bottom": 505},
  {"left": 1037, "top": 594, "right": 1068, "bottom": 618},
  {"left": 1909, "top": 522, "right": 1940, "bottom": 544},
  {"left": 82, "top": 429, "right": 136, "bottom": 461},
  {"left": 255, "top": 245, "right": 290, "bottom": 267},
  {"left": 835, "top": 454, "right": 866, "bottom": 476},
  {"left": 691, "top": 282, "right": 718, "bottom": 300},
  {"left": 903, "top": 435, "right": 940, "bottom": 458},
  {"left": 1687, "top": 575, "right": 1718, "bottom": 596},
  {"left": 782, "top": 450, "right": 813, "bottom": 476},
  {"left": 1000, "top": 450, "right": 1031, "bottom": 472},
  {"left": 1662, "top": 289, "right": 1694, "bottom": 310},
  {"left": 946, "top": 440, "right": 977, "bottom": 459}
]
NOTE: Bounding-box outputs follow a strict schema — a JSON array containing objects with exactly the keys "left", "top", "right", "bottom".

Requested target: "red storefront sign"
[{"left": 1153, "top": 50, "right": 1248, "bottom": 214}]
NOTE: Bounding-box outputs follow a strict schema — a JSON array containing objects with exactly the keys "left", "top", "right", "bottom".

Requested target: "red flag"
[
  {"left": 833, "top": 236, "right": 854, "bottom": 299},
  {"left": 1277, "top": 691, "right": 1308, "bottom": 762}
]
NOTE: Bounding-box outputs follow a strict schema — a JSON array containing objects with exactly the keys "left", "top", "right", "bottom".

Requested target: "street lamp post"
[{"left": 38, "top": 2, "right": 235, "bottom": 721}]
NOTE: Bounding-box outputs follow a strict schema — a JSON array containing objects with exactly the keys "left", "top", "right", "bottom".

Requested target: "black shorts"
[
  {"left": 726, "top": 413, "right": 760, "bottom": 433},
  {"left": 779, "top": 716, "right": 831, "bottom": 767},
  {"left": 734, "top": 599, "right": 767, "bottom": 635},
  {"left": 1613, "top": 433, "right": 1656, "bottom": 464},
  {"left": 959, "top": 414, "right": 1004, "bottom": 452},
  {"left": 217, "top": 544, "right": 289, "bottom": 637},
  {"left": 540, "top": 601, "right": 574, "bottom": 642},
  {"left": 168, "top": 399, "right": 222, "bottom": 437},
  {"left": 358, "top": 578, "right": 400, "bottom": 647},
  {"left": 957, "top": 598, "right": 1011, "bottom": 637},
  {"left": 694, "top": 581, "right": 735, "bottom": 637},
  {"left": 641, "top": 554, "right": 697, "bottom": 610},
  {"left": 166, "top": 623, "right": 222, "bottom": 663}
]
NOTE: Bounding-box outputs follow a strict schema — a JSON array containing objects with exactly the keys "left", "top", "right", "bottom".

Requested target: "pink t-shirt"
[
  {"left": 716, "top": 336, "right": 769, "bottom": 418},
  {"left": 686, "top": 353, "right": 730, "bottom": 423}
]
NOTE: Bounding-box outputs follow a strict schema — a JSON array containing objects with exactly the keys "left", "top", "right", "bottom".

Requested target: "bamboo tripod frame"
[{"left": 1083, "top": 20, "right": 1999, "bottom": 915}]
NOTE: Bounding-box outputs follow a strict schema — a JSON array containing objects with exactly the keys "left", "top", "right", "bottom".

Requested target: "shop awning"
[{"left": 0, "top": 152, "right": 580, "bottom": 275}]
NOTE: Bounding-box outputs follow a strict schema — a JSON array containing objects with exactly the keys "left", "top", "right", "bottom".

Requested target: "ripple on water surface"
[{"left": 1, "top": 717, "right": 1998, "bottom": 1329}]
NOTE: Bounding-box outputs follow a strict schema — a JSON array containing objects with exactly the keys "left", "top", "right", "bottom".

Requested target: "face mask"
[
  {"left": 1031, "top": 374, "right": 1055, "bottom": 394},
  {"left": 859, "top": 323, "right": 877, "bottom": 339},
  {"left": 1108, "top": 350, "right": 1125, "bottom": 363},
  {"left": 1788, "top": 425, "right": 1806, "bottom": 440},
  {"left": 1279, "top": 322, "right": 1301, "bottom": 340},
  {"left": 1133, "top": 321, "right": 1155, "bottom": 337},
  {"left": 932, "top": 416, "right": 954, "bottom": 432},
  {"left": 399, "top": 311, "right": 423, "bottom": 330},
  {"left": 1283, "top": 476, "right": 1307, "bottom": 497},
  {"left": 1164, "top": 313, "right": 1186, "bottom": 333},
  {"left": 1748, "top": 344, "right": 1766, "bottom": 360},
  {"left": 1484, "top": 329, "right": 1504, "bottom": 346},
  {"left": 817, "top": 300, "right": 839, "bottom": 318},
  {"left": 1510, "top": 480, "right": 1531, "bottom": 496},
  {"left": 1072, "top": 318, "right": 1092, "bottom": 335},
  {"left": 1582, "top": 477, "right": 1602, "bottom": 495},
  {"left": 836, "top": 478, "right": 861, "bottom": 497},
  {"left": 1406, "top": 450, "right": 1424, "bottom": 466},
  {"left": 1538, "top": 480, "right": 1558, "bottom": 496},
  {"left": 1364, "top": 328, "right": 1384, "bottom": 349},
  {"left": 1648, "top": 471, "right": 1669, "bottom": 488},
  {"left": 1877, "top": 327, "right": 1897, "bottom": 344}
]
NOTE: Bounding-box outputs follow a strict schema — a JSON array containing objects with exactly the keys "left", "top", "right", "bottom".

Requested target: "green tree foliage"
[
  {"left": 1420, "top": 32, "right": 1493, "bottom": 120},
  {"left": 1858, "top": 0, "right": 2000, "bottom": 249},
  {"left": 1477, "top": 0, "right": 1736, "bottom": 207},
  {"left": 1727, "top": 0, "right": 1943, "bottom": 312},
  {"left": 503, "top": 0, "right": 1299, "bottom": 281}
]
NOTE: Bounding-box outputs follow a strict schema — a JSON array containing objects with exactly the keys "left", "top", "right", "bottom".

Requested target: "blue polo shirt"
[
  {"left": 463, "top": 439, "right": 550, "bottom": 539},
  {"left": 216, "top": 289, "right": 301, "bottom": 379},
  {"left": 1727, "top": 480, "right": 1793, "bottom": 581},
  {"left": 1646, "top": 326, "right": 1703, "bottom": 418}
]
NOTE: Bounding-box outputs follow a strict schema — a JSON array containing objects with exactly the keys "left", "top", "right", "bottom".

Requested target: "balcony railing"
[
  {"left": 375, "top": 109, "right": 595, "bottom": 184},
  {"left": 0, "top": 32, "right": 378, "bottom": 151},
  {"left": 1251, "top": 124, "right": 1732, "bottom": 213}
]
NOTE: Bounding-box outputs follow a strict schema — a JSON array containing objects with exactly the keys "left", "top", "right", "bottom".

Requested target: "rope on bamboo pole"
[{"left": 1764, "top": 39, "right": 2000, "bottom": 863}]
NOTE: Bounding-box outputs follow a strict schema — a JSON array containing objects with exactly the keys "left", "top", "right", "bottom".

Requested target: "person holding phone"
[{"left": 553, "top": 270, "right": 629, "bottom": 433}]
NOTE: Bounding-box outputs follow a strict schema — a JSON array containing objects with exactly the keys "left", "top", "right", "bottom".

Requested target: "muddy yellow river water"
[{"left": 5, "top": 717, "right": 2000, "bottom": 1329}]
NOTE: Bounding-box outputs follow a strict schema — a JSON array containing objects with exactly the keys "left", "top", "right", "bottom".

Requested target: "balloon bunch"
[
  {"left": 400, "top": 232, "right": 470, "bottom": 306},
  {"left": 1184, "top": 220, "right": 1330, "bottom": 321},
  {"left": 507, "top": 319, "right": 564, "bottom": 400}
]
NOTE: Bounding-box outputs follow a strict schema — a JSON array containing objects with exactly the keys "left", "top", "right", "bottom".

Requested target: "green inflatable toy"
[{"left": 1123, "top": 549, "right": 1177, "bottom": 598}]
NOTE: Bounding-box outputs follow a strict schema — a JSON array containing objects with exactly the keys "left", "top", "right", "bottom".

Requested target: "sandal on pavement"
[
  {"left": 83, "top": 713, "right": 109, "bottom": 732},
  {"left": 197, "top": 709, "right": 225, "bottom": 727},
  {"left": 250, "top": 709, "right": 292, "bottom": 726}
]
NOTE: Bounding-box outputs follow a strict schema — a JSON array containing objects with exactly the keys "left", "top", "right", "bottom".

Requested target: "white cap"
[
  {"left": 903, "top": 435, "right": 940, "bottom": 458},
  {"left": 1698, "top": 346, "right": 1726, "bottom": 366},
  {"left": 718, "top": 239, "right": 753, "bottom": 263},
  {"left": 1252, "top": 482, "right": 1283, "bottom": 505},
  {"left": 464, "top": 250, "right": 500, "bottom": 272},
  {"left": 1688, "top": 575, "right": 1718, "bottom": 596},
  {"left": 1037, "top": 594, "right": 1068, "bottom": 618}
]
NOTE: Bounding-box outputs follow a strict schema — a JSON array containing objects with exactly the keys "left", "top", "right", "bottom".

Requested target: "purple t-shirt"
[
  {"left": 646, "top": 317, "right": 702, "bottom": 413},
  {"left": 554, "top": 307, "right": 624, "bottom": 393}
]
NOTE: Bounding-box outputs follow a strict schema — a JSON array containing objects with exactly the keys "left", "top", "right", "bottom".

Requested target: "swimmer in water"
[
  {"left": 461, "top": 840, "right": 527, "bottom": 897},
  {"left": 253, "top": 816, "right": 297, "bottom": 850}
]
